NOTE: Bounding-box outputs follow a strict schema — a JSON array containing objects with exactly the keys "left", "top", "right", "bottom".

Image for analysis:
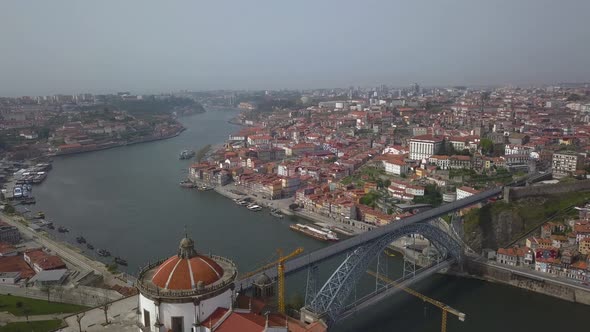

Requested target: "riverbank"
[
  {"left": 451, "top": 257, "right": 590, "bottom": 306},
  {"left": 53, "top": 127, "right": 185, "bottom": 157},
  {"left": 212, "top": 183, "right": 364, "bottom": 236}
]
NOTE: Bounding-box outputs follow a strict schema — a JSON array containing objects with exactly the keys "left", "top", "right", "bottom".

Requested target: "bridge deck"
[{"left": 237, "top": 187, "right": 501, "bottom": 289}]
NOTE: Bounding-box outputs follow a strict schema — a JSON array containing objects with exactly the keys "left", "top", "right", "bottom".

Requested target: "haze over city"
[
  {"left": 3, "top": 1, "right": 590, "bottom": 332},
  {"left": 1, "top": 0, "right": 589, "bottom": 96}
]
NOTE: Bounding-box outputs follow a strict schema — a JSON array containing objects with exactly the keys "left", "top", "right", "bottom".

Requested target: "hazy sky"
[{"left": 1, "top": 0, "right": 589, "bottom": 96}]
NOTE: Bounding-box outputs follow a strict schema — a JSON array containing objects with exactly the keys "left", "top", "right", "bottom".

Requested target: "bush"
[{"left": 3, "top": 204, "right": 15, "bottom": 214}]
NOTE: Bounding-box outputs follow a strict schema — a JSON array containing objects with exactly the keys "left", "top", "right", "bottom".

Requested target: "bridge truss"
[{"left": 303, "top": 220, "right": 464, "bottom": 326}]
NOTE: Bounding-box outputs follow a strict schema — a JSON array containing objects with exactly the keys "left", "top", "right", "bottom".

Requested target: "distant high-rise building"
[{"left": 411, "top": 83, "right": 420, "bottom": 95}]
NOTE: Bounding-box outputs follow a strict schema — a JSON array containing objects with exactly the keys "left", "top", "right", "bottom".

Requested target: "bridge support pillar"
[
  {"left": 299, "top": 306, "right": 327, "bottom": 325},
  {"left": 305, "top": 265, "right": 319, "bottom": 306}
]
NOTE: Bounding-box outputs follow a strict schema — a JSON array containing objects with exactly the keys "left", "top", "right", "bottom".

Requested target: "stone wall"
[
  {"left": 504, "top": 180, "right": 590, "bottom": 203},
  {"left": 462, "top": 260, "right": 590, "bottom": 305},
  {"left": 0, "top": 284, "right": 122, "bottom": 307}
]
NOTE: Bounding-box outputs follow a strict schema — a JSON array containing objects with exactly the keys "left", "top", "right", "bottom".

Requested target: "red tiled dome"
[{"left": 151, "top": 254, "right": 224, "bottom": 290}]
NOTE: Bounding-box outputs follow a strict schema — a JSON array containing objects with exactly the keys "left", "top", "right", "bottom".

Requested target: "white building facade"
[
  {"left": 136, "top": 237, "right": 237, "bottom": 332},
  {"left": 409, "top": 136, "right": 444, "bottom": 161}
]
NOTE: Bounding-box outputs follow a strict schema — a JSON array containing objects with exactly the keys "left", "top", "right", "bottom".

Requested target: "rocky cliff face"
[{"left": 462, "top": 197, "right": 548, "bottom": 252}]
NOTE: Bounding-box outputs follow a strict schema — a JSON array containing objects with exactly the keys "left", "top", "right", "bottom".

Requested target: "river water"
[{"left": 32, "top": 109, "right": 588, "bottom": 331}]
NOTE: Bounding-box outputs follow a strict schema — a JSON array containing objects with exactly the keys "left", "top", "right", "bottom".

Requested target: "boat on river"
[
  {"left": 179, "top": 150, "right": 195, "bottom": 160},
  {"left": 97, "top": 249, "right": 111, "bottom": 257},
  {"left": 114, "top": 257, "right": 128, "bottom": 266},
  {"left": 76, "top": 236, "right": 86, "bottom": 244},
  {"left": 270, "top": 208, "right": 284, "bottom": 219},
  {"left": 247, "top": 204, "right": 262, "bottom": 211},
  {"left": 179, "top": 180, "right": 196, "bottom": 188},
  {"left": 290, "top": 223, "right": 339, "bottom": 241},
  {"left": 86, "top": 243, "right": 94, "bottom": 250},
  {"left": 21, "top": 197, "right": 36, "bottom": 205},
  {"left": 57, "top": 226, "right": 69, "bottom": 233}
]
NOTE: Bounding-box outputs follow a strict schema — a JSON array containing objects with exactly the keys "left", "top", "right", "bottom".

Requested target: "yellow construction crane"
[
  {"left": 367, "top": 270, "right": 465, "bottom": 332},
  {"left": 241, "top": 247, "right": 304, "bottom": 314}
]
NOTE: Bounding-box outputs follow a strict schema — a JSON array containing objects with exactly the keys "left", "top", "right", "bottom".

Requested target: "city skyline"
[{"left": 1, "top": 0, "right": 590, "bottom": 96}]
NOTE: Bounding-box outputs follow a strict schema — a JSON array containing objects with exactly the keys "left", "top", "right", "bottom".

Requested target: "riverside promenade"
[
  {"left": 0, "top": 213, "right": 130, "bottom": 290},
  {"left": 213, "top": 183, "right": 365, "bottom": 235}
]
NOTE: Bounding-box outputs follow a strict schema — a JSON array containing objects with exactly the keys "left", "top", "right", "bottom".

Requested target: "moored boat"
[
  {"left": 87, "top": 243, "right": 94, "bottom": 250},
  {"left": 179, "top": 180, "right": 196, "bottom": 188},
  {"left": 76, "top": 236, "right": 87, "bottom": 244},
  {"left": 21, "top": 197, "right": 36, "bottom": 205},
  {"left": 270, "top": 208, "right": 284, "bottom": 218},
  {"left": 179, "top": 149, "right": 195, "bottom": 160},
  {"left": 246, "top": 204, "right": 262, "bottom": 211},
  {"left": 114, "top": 257, "right": 128, "bottom": 266},
  {"left": 57, "top": 226, "right": 69, "bottom": 233},
  {"left": 97, "top": 249, "right": 111, "bottom": 257},
  {"left": 289, "top": 223, "right": 339, "bottom": 241}
]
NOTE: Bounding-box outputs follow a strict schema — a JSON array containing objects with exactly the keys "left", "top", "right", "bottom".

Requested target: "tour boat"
[
  {"left": 289, "top": 223, "right": 339, "bottom": 241},
  {"left": 247, "top": 204, "right": 262, "bottom": 211}
]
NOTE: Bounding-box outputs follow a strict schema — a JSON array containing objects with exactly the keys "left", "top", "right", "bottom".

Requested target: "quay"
[{"left": 212, "top": 183, "right": 365, "bottom": 236}]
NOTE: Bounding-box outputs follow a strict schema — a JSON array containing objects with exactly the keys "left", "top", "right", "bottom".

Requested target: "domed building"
[
  {"left": 136, "top": 235, "right": 237, "bottom": 332},
  {"left": 135, "top": 234, "right": 326, "bottom": 332}
]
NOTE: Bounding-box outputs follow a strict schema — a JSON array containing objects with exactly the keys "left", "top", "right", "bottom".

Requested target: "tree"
[
  {"left": 41, "top": 285, "right": 52, "bottom": 302},
  {"left": 4, "top": 203, "right": 15, "bottom": 214},
  {"left": 480, "top": 138, "right": 494, "bottom": 155},
  {"left": 100, "top": 289, "right": 111, "bottom": 325},
  {"left": 285, "top": 292, "right": 305, "bottom": 313},
  {"left": 76, "top": 312, "right": 86, "bottom": 332},
  {"left": 101, "top": 302, "right": 111, "bottom": 325},
  {"left": 566, "top": 93, "right": 581, "bottom": 101}
]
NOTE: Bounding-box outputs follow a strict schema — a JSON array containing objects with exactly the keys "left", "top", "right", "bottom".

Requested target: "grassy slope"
[
  {"left": 0, "top": 320, "right": 63, "bottom": 332},
  {"left": 0, "top": 294, "right": 86, "bottom": 316}
]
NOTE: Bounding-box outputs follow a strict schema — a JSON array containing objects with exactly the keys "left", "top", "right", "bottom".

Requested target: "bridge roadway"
[{"left": 236, "top": 186, "right": 502, "bottom": 289}]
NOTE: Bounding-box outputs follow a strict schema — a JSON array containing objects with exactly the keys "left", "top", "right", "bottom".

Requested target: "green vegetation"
[
  {"left": 360, "top": 191, "right": 381, "bottom": 208},
  {"left": 464, "top": 192, "right": 590, "bottom": 245},
  {"left": 441, "top": 214, "right": 452, "bottom": 224},
  {"left": 0, "top": 320, "right": 63, "bottom": 332},
  {"left": 0, "top": 295, "right": 86, "bottom": 316},
  {"left": 360, "top": 166, "right": 386, "bottom": 179},
  {"left": 3, "top": 203, "right": 15, "bottom": 214},
  {"left": 106, "top": 263, "right": 119, "bottom": 273},
  {"left": 566, "top": 93, "right": 582, "bottom": 101},
  {"left": 340, "top": 176, "right": 353, "bottom": 185},
  {"left": 285, "top": 293, "right": 305, "bottom": 314},
  {"left": 195, "top": 144, "right": 212, "bottom": 162},
  {"left": 480, "top": 138, "right": 494, "bottom": 155},
  {"left": 450, "top": 167, "right": 513, "bottom": 186},
  {"left": 413, "top": 184, "right": 443, "bottom": 207},
  {"left": 339, "top": 165, "right": 388, "bottom": 188}
]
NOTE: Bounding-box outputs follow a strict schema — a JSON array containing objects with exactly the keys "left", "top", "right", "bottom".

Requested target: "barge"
[{"left": 289, "top": 223, "right": 339, "bottom": 241}]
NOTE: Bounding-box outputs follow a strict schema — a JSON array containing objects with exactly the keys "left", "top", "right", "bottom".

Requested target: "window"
[
  {"left": 172, "top": 316, "right": 184, "bottom": 332},
  {"left": 143, "top": 309, "right": 150, "bottom": 328}
]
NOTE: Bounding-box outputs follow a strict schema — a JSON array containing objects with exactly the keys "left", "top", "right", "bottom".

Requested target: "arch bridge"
[{"left": 236, "top": 183, "right": 525, "bottom": 326}]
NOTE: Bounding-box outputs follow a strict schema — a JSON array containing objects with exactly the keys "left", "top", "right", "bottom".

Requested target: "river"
[{"left": 31, "top": 108, "right": 588, "bottom": 331}]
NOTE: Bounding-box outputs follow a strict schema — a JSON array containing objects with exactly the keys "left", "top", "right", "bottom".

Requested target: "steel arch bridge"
[{"left": 301, "top": 221, "right": 463, "bottom": 326}]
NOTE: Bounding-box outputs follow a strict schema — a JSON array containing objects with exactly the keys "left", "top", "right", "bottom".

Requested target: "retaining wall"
[
  {"left": 462, "top": 260, "right": 590, "bottom": 305},
  {"left": 504, "top": 180, "right": 590, "bottom": 203}
]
